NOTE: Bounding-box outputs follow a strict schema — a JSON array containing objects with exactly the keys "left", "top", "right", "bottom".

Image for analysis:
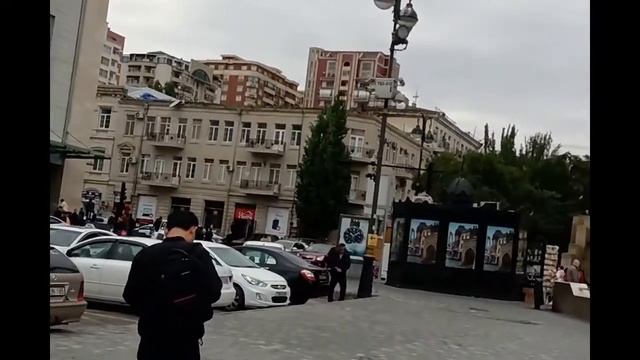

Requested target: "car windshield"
[
  {"left": 50, "top": 247, "right": 79, "bottom": 273},
  {"left": 50, "top": 228, "right": 80, "bottom": 247},
  {"left": 276, "top": 240, "right": 294, "bottom": 250},
  {"left": 209, "top": 247, "right": 259, "bottom": 268},
  {"left": 307, "top": 243, "right": 333, "bottom": 254}
]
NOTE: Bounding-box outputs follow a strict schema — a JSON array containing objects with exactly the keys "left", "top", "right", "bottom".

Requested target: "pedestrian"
[
  {"left": 555, "top": 266, "right": 566, "bottom": 281},
  {"left": 53, "top": 206, "right": 64, "bottom": 220},
  {"left": 78, "top": 208, "right": 86, "bottom": 221},
  {"left": 123, "top": 211, "right": 222, "bottom": 360},
  {"left": 204, "top": 226, "right": 213, "bottom": 242},
  {"left": 326, "top": 243, "right": 351, "bottom": 302},
  {"left": 59, "top": 199, "right": 69, "bottom": 212},
  {"left": 153, "top": 217, "right": 163, "bottom": 232},
  {"left": 114, "top": 209, "right": 136, "bottom": 236},
  {"left": 565, "top": 259, "right": 582, "bottom": 283}
]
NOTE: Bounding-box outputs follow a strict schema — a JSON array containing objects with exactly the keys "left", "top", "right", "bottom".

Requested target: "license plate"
[
  {"left": 319, "top": 274, "right": 328, "bottom": 280},
  {"left": 50, "top": 287, "right": 66, "bottom": 297},
  {"left": 276, "top": 291, "right": 287, "bottom": 296}
]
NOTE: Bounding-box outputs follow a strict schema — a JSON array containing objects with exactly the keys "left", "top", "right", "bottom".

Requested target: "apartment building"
[
  {"left": 122, "top": 51, "right": 221, "bottom": 104},
  {"left": 303, "top": 47, "right": 402, "bottom": 110},
  {"left": 80, "top": 85, "right": 426, "bottom": 237},
  {"left": 98, "top": 27, "right": 125, "bottom": 85},
  {"left": 198, "top": 55, "right": 303, "bottom": 108},
  {"left": 386, "top": 107, "right": 483, "bottom": 156},
  {"left": 51, "top": 0, "right": 110, "bottom": 211}
]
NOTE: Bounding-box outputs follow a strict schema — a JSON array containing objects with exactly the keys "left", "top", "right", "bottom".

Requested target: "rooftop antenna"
[{"left": 411, "top": 90, "right": 419, "bottom": 108}]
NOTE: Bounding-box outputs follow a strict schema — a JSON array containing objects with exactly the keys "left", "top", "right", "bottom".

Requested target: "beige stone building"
[{"left": 76, "top": 85, "right": 436, "bottom": 236}]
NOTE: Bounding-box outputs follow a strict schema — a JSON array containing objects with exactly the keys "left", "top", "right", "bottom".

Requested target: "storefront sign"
[
  {"left": 234, "top": 207, "right": 256, "bottom": 220},
  {"left": 265, "top": 207, "right": 290, "bottom": 237}
]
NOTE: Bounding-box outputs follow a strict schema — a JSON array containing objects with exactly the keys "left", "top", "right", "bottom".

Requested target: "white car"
[
  {"left": 50, "top": 224, "right": 114, "bottom": 253},
  {"left": 196, "top": 241, "right": 290, "bottom": 310},
  {"left": 65, "top": 237, "right": 235, "bottom": 308},
  {"left": 242, "top": 241, "right": 285, "bottom": 250}
]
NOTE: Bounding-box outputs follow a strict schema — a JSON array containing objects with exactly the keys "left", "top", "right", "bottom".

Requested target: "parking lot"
[{"left": 51, "top": 280, "right": 589, "bottom": 360}]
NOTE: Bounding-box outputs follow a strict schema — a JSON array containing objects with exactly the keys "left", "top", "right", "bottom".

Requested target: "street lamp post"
[{"left": 358, "top": 0, "right": 419, "bottom": 298}]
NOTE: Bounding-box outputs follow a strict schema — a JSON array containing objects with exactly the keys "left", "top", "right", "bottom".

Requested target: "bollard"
[{"left": 357, "top": 255, "right": 375, "bottom": 298}]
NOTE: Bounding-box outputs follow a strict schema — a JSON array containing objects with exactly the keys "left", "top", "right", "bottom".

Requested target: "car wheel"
[
  {"left": 225, "top": 284, "right": 245, "bottom": 311},
  {"left": 289, "top": 293, "right": 309, "bottom": 305}
]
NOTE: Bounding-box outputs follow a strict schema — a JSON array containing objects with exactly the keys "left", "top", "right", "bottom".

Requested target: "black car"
[{"left": 237, "top": 245, "right": 330, "bottom": 304}]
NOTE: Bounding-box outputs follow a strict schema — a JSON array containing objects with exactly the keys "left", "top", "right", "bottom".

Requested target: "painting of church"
[
  {"left": 407, "top": 219, "right": 439, "bottom": 264},
  {"left": 483, "top": 226, "right": 515, "bottom": 272},
  {"left": 446, "top": 222, "right": 479, "bottom": 269}
]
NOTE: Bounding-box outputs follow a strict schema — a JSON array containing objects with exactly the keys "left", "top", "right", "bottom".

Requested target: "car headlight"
[
  {"left": 241, "top": 274, "right": 267, "bottom": 287},
  {"left": 316, "top": 255, "right": 325, "bottom": 261}
]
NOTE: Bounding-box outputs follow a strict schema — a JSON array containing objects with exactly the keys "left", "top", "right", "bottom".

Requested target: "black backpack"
[{"left": 157, "top": 246, "right": 212, "bottom": 323}]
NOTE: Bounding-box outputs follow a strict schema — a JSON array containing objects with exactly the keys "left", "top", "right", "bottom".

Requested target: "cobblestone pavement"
[{"left": 51, "top": 281, "right": 589, "bottom": 360}]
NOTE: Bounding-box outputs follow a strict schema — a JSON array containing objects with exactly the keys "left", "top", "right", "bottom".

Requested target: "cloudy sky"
[{"left": 108, "top": 0, "right": 589, "bottom": 154}]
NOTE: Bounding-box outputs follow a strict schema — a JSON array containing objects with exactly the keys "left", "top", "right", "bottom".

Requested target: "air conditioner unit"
[
  {"left": 226, "top": 165, "right": 233, "bottom": 172},
  {"left": 129, "top": 156, "right": 138, "bottom": 164},
  {"left": 135, "top": 112, "right": 145, "bottom": 120}
]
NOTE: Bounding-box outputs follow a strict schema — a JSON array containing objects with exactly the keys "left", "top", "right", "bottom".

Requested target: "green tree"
[
  {"left": 295, "top": 101, "right": 351, "bottom": 238},
  {"left": 163, "top": 81, "right": 177, "bottom": 97},
  {"left": 152, "top": 80, "right": 163, "bottom": 92}
]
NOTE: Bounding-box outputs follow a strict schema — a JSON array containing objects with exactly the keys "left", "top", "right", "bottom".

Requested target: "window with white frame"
[
  {"left": 191, "top": 119, "right": 202, "bottom": 141},
  {"left": 256, "top": 123, "right": 267, "bottom": 144},
  {"left": 286, "top": 164, "right": 297, "bottom": 188},
  {"left": 350, "top": 174, "right": 359, "bottom": 190},
  {"left": 223, "top": 121, "right": 234, "bottom": 143},
  {"left": 235, "top": 161, "right": 247, "bottom": 184},
  {"left": 218, "top": 160, "right": 229, "bottom": 183},
  {"left": 208, "top": 120, "right": 219, "bottom": 141},
  {"left": 290, "top": 124, "right": 302, "bottom": 147},
  {"left": 159, "top": 117, "right": 171, "bottom": 136},
  {"left": 99, "top": 108, "right": 112, "bottom": 129},
  {"left": 177, "top": 118, "right": 188, "bottom": 139},
  {"left": 144, "top": 116, "right": 156, "bottom": 137},
  {"left": 91, "top": 148, "right": 106, "bottom": 172},
  {"left": 124, "top": 115, "right": 135, "bottom": 136},
  {"left": 349, "top": 135, "right": 364, "bottom": 156},
  {"left": 119, "top": 156, "right": 131, "bottom": 174},
  {"left": 235, "top": 95, "right": 242, "bottom": 102},
  {"left": 186, "top": 157, "right": 197, "bottom": 179},
  {"left": 326, "top": 61, "right": 336, "bottom": 77},
  {"left": 138, "top": 154, "right": 150, "bottom": 175},
  {"left": 154, "top": 159, "right": 165, "bottom": 174},
  {"left": 268, "top": 163, "right": 281, "bottom": 184},
  {"left": 359, "top": 61, "right": 374, "bottom": 79},
  {"left": 203, "top": 159, "right": 213, "bottom": 181},
  {"left": 274, "top": 124, "right": 286, "bottom": 145},
  {"left": 240, "top": 122, "right": 251, "bottom": 145},
  {"left": 171, "top": 157, "right": 182, "bottom": 178}
]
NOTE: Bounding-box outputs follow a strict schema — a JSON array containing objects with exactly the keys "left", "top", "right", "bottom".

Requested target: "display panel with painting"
[
  {"left": 407, "top": 219, "right": 439, "bottom": 264},
  {"left": 483, "top": 226, "right": 515, "bottom": 272},
  {"left": 338, "top": 216, "right": 370, "bottom": 260},
  {"left": 446, "top": 222, "right": 479, "bottom": 269},
  {"left": 390, "top": 218, "right": 405, "bottom": 261},
  {"left": 516, "top": 229, "right": 527, "bottom": 274}
]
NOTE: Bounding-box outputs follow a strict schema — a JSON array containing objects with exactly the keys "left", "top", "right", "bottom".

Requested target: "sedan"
[
  {"left": 276, "top": 239, "right": 309, "bottom": 252},
  {"left": 50, "top": 224, "right": 114, "bottom": 253},
  {"left": 50, "top": 246, "right": 87, "bottom": 325},
  {"left": 238, "top": 246, "right": 329, "bottom": 305},
  {"left": 65, "top": 237, "right": 235, "bottom": 308},
  {"left": 296, "top": 243, "right": 334, "bottom": 268},
  {"left": 197, "top": 241, "right": 290, "bottom": 311}
]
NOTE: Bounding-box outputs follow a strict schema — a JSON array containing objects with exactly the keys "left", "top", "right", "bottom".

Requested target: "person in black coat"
[
  {"left": 123, "top": 211, "right": 222, "bottom": 360},
  {"left": 325, "top": 243, "right": 351, "bottom": 302}
]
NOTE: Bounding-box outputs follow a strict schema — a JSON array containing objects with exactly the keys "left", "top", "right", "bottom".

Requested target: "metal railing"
[
  {"left": 145, "top": 132, "right": 187, "bottom": 146},
  {"left": 139, "top": 172, "right": 181, "bottom": 186},
  {"left": 239, "top": 180, "right": 281, "bottom": 193},
  {"left": 245, "top": 138, "right": 286, "bottom": 152},
  {"left": 348, "top": 145, "right": 376, "bottom": 159}
]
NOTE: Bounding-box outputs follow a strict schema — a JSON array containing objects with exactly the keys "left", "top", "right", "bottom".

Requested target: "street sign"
[{"left": 371, "top": 78, "right": 397, "bottom": 99}]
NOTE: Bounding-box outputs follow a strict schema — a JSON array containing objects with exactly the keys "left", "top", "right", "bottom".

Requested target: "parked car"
[
  {"left": 243, "top": 241, "right": 285, "bottom": 250},
  {"left": 131, "top": 224, "right": 155, "bottom": 238},
  {"left": 50, "top": 216, "right": 65, "bottom": 225},
  {"left": 237, "top": 246, "right": 329, "bottom": 304},
  {"left": 50, "top": 224, "right": 114, "bottom": 253},
  {"left": 65, "top": 237, "right": 235, "bottom": 308},
  {"left": 50, "top": 246, "right": 87, "bottom": 325},
  {"left": 197, "top": 241, "right": 290, "bottom": 311},
  {"left": 296, "top": 243, "right": 334, "bottom": 268},
  {"left": 276, "top": 239, "right": 309, "bottom": 252}
]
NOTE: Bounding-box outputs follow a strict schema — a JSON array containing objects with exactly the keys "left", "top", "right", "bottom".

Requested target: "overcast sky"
[{"left": 108, "top": 0, "right": 589, "bottom": 154}]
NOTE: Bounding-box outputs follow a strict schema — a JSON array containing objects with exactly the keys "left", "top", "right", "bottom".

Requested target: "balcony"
[
  {"left": 348, "top": 145, "right": 376, "bottom": 165},
  {"left": 239, "top": 180, "right": 281, "bottom": 196},
  {"left": 246, "top": 139, "right": 286, "bottom": 156},
  {"left": 264, "top": 86, "right": 276, "bottom": 95},
  {"left": 139, "top": 172, "right": 181, "bottom": 189},
  {"left": 146, "top": 133, "right": 186, "bottom": 149},
  {"left": 348, "top": 189, "right": 367, "bottom": 205}
]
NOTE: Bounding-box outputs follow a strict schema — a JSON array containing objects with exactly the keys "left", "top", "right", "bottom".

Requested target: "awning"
[{"left": 49, "top": 141, "right": 110, "bottom": 160}]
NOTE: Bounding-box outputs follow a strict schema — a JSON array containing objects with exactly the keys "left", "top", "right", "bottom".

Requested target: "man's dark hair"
[
  {"left": 167, "top": 211, "right": 199, "bottom": 231},
  {"left": 338, "top": 243, "right": 346, "bottom": 248},
  {"left": 60, "top": 199, "right": 64, "bottom": 202}
]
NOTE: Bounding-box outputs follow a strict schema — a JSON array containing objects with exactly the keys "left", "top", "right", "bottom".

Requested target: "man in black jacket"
[
  {"left": 326, "top": 243, "right": 351, "bottom": 302},
  {"left": 123, "top": 211, "right": 222, "bottom": 360}
]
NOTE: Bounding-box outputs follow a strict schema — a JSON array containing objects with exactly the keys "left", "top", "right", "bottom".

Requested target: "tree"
[
  {"left": 163, "top": 81, "right": 176, "bottom": 97},
  {"left": 152, "top": 80, "right": 163, "bottom": 92},
  {"left": 295, "top": 101, "right": 351, "bottom": 239}
]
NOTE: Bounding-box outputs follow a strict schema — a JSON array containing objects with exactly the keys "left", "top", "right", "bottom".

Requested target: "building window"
[
  {"left": 99, "top": 69, "right": 109, "bottom": 78},
  {"left": 290, "top": 124, "right": 302, "bottom": 147},
  {"left": 218, "top": 160, "right": 229, "bottom": 183},
  {"left": 235, "top": 161, "right": 247, "bottom": 184},
  {"left": 203, "top": 158, "right": 213, "bottom": 181},
  {"left": 145, "top": 116, "right": 156, "bottom": 137},
  {"left": 223, "top": 121, "right": 234, "bottom": 143},
  {"left": 256, "top": 123, "right": 267, "bottom": 144},
  {"left": 274, "top": 124, "right": 286, "bottom": 145},
  {"left": 237, "top": 85, "right": 244, "bottom": 92},
  {"left": 326, "top": 61, "right": 336, "bottom": 77},
  {"left": 177, "top": 118, "right": 188, "bottom": 139},
  {"left": 350, "top": 174, "right": 359, "bottom": 190},
  {"left": 103, "top": 45, "right": 111, "bottom": 54},
  {"left": 98, "top": 108, "right": 112, "bottom": 129},
  {"left": 154, "top": 159, "right": 165, "bottom": 174},
  {"left": 359, "top": 61, "right": 373, "bottom": 78},
  {"left": 235, "top": 95, "right": 242, "bottom": 102},
  {"left": 171, "top": 157, "right": 182, "bottom": 178},
  {"left": 286, "top": 165, "right": 297, "bottom": 188},
  {"left": 159, "top": 117, "right": 171, "bottom": 136},
  {"left": 100, "top": 56, "right": 110, "bottom": 66},
  {"left": 50, "top": 15, "right": 55, "bottom": 48},
  {"left": 119, "top": 157, "right": 131, "bottom": 174},
  {"left": 349, "top": 135, "right": 364, "bottom": 156},
  {"left": 240, "top": 122, "right": 251, "bottom": 145},
  {"left": 138, "top": 154, "right": 150, "bottom": 175},
  {"left": 208, "top": 120, "right": 219, "bottom": 141},
  {"left": 241, "top": 65, "right": 248, "bottom": 71},
  {"left": 90, "top": 148, "right": 106, "bottom": 172},
  {"left": 250, "top": 162, "right": 262, "bottom": 182},
  {"left": 191, "top": 119, "right": 202, "bottom": 141},
  {"left": 124, "top": 115, "right": 135, "bottom": 136},
  {"left": 268, "top": 163, "right": 281, "bottom": 185},
  {"left": 186, "top": 158, "right": 197, "bottom": 180}
]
